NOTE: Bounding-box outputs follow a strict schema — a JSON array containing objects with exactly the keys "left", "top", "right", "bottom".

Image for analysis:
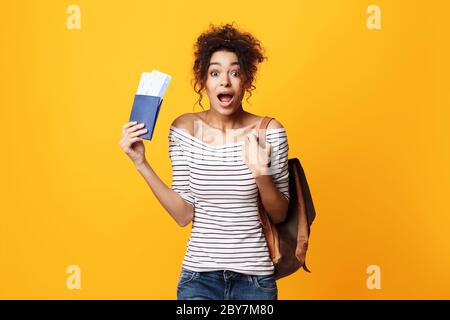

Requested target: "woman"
[{"left": 119, "top": 23, "right": 290, "bottom": 300}]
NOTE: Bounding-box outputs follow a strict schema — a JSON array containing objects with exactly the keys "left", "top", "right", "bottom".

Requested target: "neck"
[{"left": 205, "top": 105, "right": 247, "bottom": 131}]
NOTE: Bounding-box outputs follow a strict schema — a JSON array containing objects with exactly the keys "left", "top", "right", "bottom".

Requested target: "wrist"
[{"left": 134, "top": 159, "right": 149, "bottom": 171}]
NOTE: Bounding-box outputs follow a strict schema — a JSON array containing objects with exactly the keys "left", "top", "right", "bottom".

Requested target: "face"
[{"left": 205, "top": 50, "right": 245, "bottom": 115}]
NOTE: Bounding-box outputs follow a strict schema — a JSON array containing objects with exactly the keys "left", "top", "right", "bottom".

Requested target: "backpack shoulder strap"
[{"left": 257, "top": 116, "right": 274, "bottom": 147}]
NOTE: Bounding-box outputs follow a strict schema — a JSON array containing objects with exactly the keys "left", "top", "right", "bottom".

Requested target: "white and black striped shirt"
[{"left": 168, "top": 125, "right": 289, "bottom": 276}]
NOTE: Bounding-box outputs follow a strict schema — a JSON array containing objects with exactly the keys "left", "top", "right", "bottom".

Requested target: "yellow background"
[{"left": 1, "top": 0, "right": 449, "bottom": 299}]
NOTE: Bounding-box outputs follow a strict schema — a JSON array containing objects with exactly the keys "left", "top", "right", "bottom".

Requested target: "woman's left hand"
[{"left": 242, "top": 133, "right": 272, "bottom": 178}]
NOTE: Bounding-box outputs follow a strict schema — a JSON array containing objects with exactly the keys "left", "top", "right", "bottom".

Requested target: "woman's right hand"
[{"left": 119, "top": 121, "right": 148, "bottom": 166}]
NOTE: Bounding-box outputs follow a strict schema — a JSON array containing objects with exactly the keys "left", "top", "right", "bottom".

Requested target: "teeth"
[{"left": 218, "top": 94, "right": 233, "bottom": 102}]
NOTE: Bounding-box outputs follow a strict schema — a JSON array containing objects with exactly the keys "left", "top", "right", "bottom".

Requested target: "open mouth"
[{"left": 217, "top": 93, "right": 234, "bottom": 107}]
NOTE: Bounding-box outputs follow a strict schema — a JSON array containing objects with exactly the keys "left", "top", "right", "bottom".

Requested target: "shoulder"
[
  {"left": 170, "top": 113, "right": 196, "bottom": 136},
  {"left": 266, "top": 118, "right": 285, "bottom": 130},
  {"left": 265, "top": 118, "right": 288, "bottom": 144},
  {"left": 244, "top": 112, "right": 284, "bottom": 130}
]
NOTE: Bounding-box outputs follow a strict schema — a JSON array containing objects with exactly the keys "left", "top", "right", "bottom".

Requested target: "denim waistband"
[{"left": 182, "top": 267, "right": 274, "bottom": 281}]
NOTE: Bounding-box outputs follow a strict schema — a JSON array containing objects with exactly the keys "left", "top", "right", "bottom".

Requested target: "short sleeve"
[
  {"left": 168, "top": 129, "right": 195, "bottom": 208},
  {"left": 266, "top": 129, "right": 290, "bottom": 201}
]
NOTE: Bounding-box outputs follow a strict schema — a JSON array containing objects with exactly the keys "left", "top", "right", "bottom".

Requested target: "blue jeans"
[{"left": 177, "top": 267, "right": 278, "bottom": 300}]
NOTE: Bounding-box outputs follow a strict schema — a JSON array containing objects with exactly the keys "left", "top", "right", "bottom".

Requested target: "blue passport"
[
  {"left": 129, "top": 70, "right": 171, "bottom": 140},
  {"left": 129, "top": 94, "right": 162, "bottom": 140}
]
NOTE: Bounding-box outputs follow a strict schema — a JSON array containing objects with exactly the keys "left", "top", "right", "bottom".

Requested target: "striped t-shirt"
[{"left": 168, "top": 123, "right": 290, "bottom": 276}]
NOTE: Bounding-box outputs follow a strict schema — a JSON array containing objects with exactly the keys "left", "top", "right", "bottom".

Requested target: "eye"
[
  {"left": 210, "top": 71, "right": 219, "bottom": 77},
  {"left": 231, "top": 70, "right": 240, "bottom": 77}
]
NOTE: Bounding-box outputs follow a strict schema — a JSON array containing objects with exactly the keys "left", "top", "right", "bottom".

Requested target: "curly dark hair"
[{"left": 191, "top": 22, "right": 267, "bottom": 110}]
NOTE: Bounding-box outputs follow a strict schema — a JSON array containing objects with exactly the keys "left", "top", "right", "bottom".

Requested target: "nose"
[{"left": 220, "top": 74, "right": 231, "bottom": 87}]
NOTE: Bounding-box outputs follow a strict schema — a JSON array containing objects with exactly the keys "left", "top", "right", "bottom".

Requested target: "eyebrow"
[{"left": 208, "top": 61, "right": 240, "bottom": 67}]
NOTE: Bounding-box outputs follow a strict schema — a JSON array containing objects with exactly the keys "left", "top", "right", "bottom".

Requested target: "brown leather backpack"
[{"left": 257, "top": 116, "right": 317, "bottom": 280}]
